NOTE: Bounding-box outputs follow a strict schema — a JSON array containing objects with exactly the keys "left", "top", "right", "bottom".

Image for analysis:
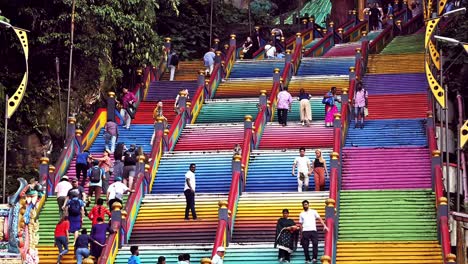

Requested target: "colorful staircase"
[
  {"left": 160, "top": 60, "right": 204, "bottom": 81},
  {"left": 323, "top": 30, "right": 382, "bottom": 57},
  {"left": 335, "top": 34, "right": 443, "bottom": 263},
  {"left": 133, "top": 80, "right": 199, "bottom": 125},
  {"left": 229, "top": 60, "right": 285, "bottom": 79},
  {"left": 224, "top": 193, "right": 328, "bottom": 264},
  {"left": 128, "top": 193, "right": 226, "bottom": 244},
  {"left": 297, "top": 57, "right": 355, "bottom": 76}
]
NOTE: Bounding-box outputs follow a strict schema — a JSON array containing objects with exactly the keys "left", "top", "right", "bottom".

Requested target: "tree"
[{"left": 0, "top": 0, "right": 178, "bottom": 197}]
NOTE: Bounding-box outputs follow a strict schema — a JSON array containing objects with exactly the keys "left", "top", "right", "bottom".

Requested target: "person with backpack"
[
  {"left": 167, "top": 49, "right": 179, "bottom": 81},
  {"left": 323, "top": 87, "right": 341, "bottom": 127},
  {"left": 87, "top": 160, "right": 105, "bottom": 204},
  {"left": 65, "top": 195, "right": 85, "bottom": 240},
  {"left": 122, "top": 144, "right": 138, "bottom": 190},
  {"left": 353, "top": 81, "right": 368, "bottom": 129}
]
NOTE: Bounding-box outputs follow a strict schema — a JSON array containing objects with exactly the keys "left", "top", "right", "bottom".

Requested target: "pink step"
[{"left": 342, "top": 147, "right": 432, "bottom": 190}]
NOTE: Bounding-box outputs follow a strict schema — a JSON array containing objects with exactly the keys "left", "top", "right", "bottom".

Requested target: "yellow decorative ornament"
[
  {"left": 460, "top": 120, "right": 468, "bottom": 148},
  {"left": 6, "top": 26, "right": 29, "bottom": 118},
  {"left": 438, "top": 0, "right": 448, "bottom": 15},
  {"left": 424, "top": 17, "right": 444, "bottom": 108}
]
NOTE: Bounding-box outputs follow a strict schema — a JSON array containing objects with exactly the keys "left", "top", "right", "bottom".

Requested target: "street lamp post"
[{"left": 66, "top": 0, "right": 76, "bottom": 139}]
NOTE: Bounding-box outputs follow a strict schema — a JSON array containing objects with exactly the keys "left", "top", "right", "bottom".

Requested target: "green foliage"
[
  {"left": 250, "top": 0, "right": 277, "bottom": 25},
  {"left": 0, "top": 0, "right": 179, "bottom": 196}
]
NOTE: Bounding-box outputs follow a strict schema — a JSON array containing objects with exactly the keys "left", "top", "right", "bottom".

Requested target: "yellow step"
[
  {"left": 336, "top": 241, "right": 443, "bottom": 264},
  {"left": 367, "top": 54, "right": 425, "bottom": 74}
]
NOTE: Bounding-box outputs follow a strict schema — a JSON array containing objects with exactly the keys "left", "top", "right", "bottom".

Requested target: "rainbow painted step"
[
  {"left": 342, "top": 147, "right": 431, "bottom": 190},
  {"left": 223, "top": 244, "right": 325, "bottom": 264},
  {"left": 336, "top": 241, "right": 443, "bottom": 263},
  {"left": 115, "top": 246, "right": 212, "bottom": 264},
  {"left": 297, "top": 57, "right": 355, "bottom": 76},
  {"left": 229, "top": 60, "right": 285, "bottom": 79},
  {"left": 259, "top": 122, "right": 334, "bottom": 150},
  {"left": 345, "top": 119, "right": 427, "bottom": 147},
  {"left": 367, "top": 54, "right": 425, "bottom": 74},
  {"left": 288, "top": 76, "right": 348, "bottom": 96},
  {"left": 151, "top": 151, "right": 234, "bottom": 194},
  {"left": 195, "top": 99, "right": 259, "bottom": 123},
  {"left": 246, "top": 150, "right": 332, "bottom": 192},
  {"left": 338, "top": 190, "right": 437, "bottom": 241},
  {"left": 174, "top": 124, "right": 244, "bottom": 151},
  {"left": 232, "top": 192, "right": 329, "bottom": 243},
  {"left": 215, "top": 79, "right": 274, "bottom": 99},
  {"left": 129, "top": 193, "right": 227, "bottom": 245},
  {"left": 380, "top": 33, "right": 425, "bottom": 54}
]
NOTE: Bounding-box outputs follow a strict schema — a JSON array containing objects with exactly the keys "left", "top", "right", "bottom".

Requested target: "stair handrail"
[
  {"left": 369, "top": 24, "right": 394, "bottom": 54},
  {"left": 399, "top": 13, "right": 424, "bottom": 35},
  {"left": 426, "top": 94, "right": 457, "bottom": 264},
  {"left": 340, "top": 20, "right": 369, "bottom": 43},
  {"left": 303, "top": 30, "right": 335, "bottom": 57}
]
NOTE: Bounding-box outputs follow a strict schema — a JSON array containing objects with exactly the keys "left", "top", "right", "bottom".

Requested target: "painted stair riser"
[
  {"left": 151, "top": 153, "right": 234, "bottom": 194},
  {"left": 345, "top": 119, "right": 427, "bottom": 147},
  {"left": 367, "top": 54, "right": 425, "bottom": 74},
  {"left": 132, "top": 101, "right": 178, "bottom": 125},
  {"left": 229, "top": 61, "right": 285, "bottom": 79},
  {"left": 246, "top": 150, "right": 332, "bottom": 192},
  {"left": 129, "top": 195, "right": 226, "bottom": 244},
  {"left": 338, "top": 190, "right": 437, "bottom": 241},
  {"left": 366, "top": 94, "right": 428, "bottom": 120},
  {"left": 146, "top": 81, "right": 199, "bottom": 101},
  {"left": 196, "top": 101, "right": 259, "bottom": 123},
  {"left": 89, "top": 125, "right": 154, "bottom": 153},
  {"left": 380, "top": 33, "right": 425, "bottom": 54},
  {"left": 260, "top": 123, "right": 334, "bottom": 149},
  {"left": 174, "top": 126, "right": 244, "bottom": 151},
  {"left": 297, "top": 57, "right": 355, "bottom": 76},
  {"left": 363, "top": 73, "right": 427, "bottom": 95}
]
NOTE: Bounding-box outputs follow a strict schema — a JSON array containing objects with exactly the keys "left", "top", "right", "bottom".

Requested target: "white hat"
[
  {"left": 216, "top": 246, "right": 225, "bottom": 252},
  {"left": 61, "top": 175, "right": 69, "bottom": 180}
]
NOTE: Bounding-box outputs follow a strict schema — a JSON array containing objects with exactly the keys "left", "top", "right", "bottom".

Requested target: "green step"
[
  {"left": 38, "top": 195, "right": 127, "bottom": 245},
  {"left": 196, "top": 100, "right": 259, "bottom": 123},
  {"left": 338, "top": 190, "right": 437, "bottom": 241},
  {"left": 380, "top": 33, "right": 425, "bottom": 54}
]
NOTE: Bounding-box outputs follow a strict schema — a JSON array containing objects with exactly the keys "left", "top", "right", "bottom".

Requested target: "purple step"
[
  {"left": 145, "top": 81, "right": 198, "bottom": 101},
  {"left": 363, "top": 73, "right": 428, "bottom": 95},
  {"left": 342, "top": 147, "right": 432, "bottom": 190}
]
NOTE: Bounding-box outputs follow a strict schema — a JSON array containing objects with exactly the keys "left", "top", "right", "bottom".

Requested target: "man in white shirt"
[
  {"left": 299, "top": 200, "right": 328, "bottom": 263},
  {"left": 184, "top": 163, "right": 197, "bottom": 220},
  {"left": 211, "top": 246, "right": 225, "bottom": 264},
  {"left": 106, "top": 176, "right": 131, "bottom": 209},
  {"left": 292, "top": 147, "right": 312, "bottom": 192},
  {"left": 55, "top": 175, "right": 72, "bottom": 217},
  {"left": 264, "top": 40, "right": 276, "bottom": 59}
]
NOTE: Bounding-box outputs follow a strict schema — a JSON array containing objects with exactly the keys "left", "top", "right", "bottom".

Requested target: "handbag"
[
  {"left": 242, "top": 47, "right": 250, "bottom": 53},
  {"left": 364, "top": 107, "right": 369, "bottom": 117},
  {"left": 299, "top": 172, "right": 306, "bottom": 181}
]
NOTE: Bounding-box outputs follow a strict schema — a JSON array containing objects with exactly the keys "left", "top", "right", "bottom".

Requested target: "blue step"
[
  {"left": 115, "top": 247, "right": 212, "bottom": 264},
  {"left": 297, "top": 57, "right": 355, "bottom": 76},
  {"left": 229, "top": 60, "right": 285, "bottom": 79},
  {"left": 151, "top": 152, "right": 233, "bottom": 194},
  {"left": 345, "top": 119, "right": 428, "bottom": 147},
  {"left": 246, "top": 149, "right": 332, "bottom": 192},
  {"left": 223, "top": 245, "right": 325, "bottom": 264},
  {"left": 89, "top": 124, "right": 154, "bottom": 153}
]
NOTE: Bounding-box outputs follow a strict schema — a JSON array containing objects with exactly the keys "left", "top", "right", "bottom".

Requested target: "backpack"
[
  {"left": 124, "top": 150, "right": 137, "bottom": 165},
  {"left": 90, "top": 166, "right": 102, "bottom": 183},
  {"left": 170, "top": 54, "right": 179, "bottom": 66},
  {"left": 68, "top": 199, "right": 81, "bottom": 216}
]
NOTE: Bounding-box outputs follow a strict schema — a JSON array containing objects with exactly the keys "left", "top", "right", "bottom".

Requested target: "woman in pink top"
[
  {"left": 353, "top": 82, "right": 368, "bottom": 129},
  {"left": 94, "top": 150, "right": 113, "bottom": 193}
]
